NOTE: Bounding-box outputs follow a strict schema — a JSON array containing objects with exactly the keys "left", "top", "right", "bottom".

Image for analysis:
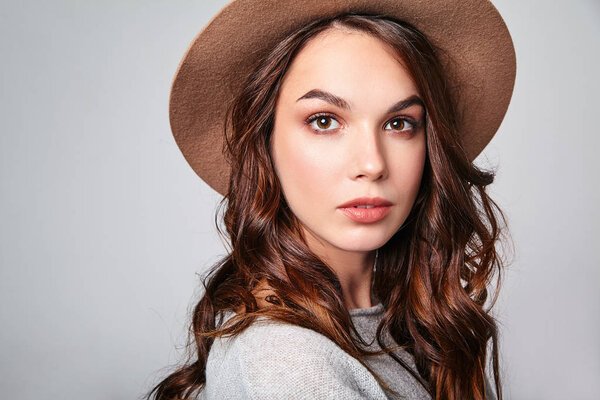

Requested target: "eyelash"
[{"left": 305, "top": 112, "right": 420, "bottom": 135}]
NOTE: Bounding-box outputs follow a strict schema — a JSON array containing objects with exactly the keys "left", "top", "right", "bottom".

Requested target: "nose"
[{"left": 348, "top": 126, "right": 388, "bottom": 182}]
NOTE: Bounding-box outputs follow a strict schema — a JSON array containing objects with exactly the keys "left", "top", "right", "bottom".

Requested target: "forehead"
[{"left": 277, "top": 27, "right": 419, "bottom": 106}]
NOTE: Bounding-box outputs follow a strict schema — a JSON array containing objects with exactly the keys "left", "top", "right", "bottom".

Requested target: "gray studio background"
[{"left": 1, "top": 0, "right": 598, "bottom": 399}]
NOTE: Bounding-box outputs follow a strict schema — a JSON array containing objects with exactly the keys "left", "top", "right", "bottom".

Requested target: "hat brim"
[{"left": 169, "top": 0, "right": 516, "bottom": 195}]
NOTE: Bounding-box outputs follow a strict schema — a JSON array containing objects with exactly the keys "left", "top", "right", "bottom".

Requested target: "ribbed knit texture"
[{"left": 201, "top": 302, "right": 497, "bottom": 399}]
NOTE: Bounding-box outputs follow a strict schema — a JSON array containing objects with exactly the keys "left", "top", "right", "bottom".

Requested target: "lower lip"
[{"left": 338, "top": 206, "right": 392, "bottom": 223}]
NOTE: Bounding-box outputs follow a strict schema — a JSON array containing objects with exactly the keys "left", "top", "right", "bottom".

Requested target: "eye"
[
  {"left": 306, "top": 113, "right": 341, "bottom": 133},
  {"left": 384, "top": 117, "right": 416, "bottom": 133}
]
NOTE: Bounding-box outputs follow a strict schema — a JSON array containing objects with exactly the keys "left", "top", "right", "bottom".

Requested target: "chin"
[{"left": 329, "top": 230, "right": 396, "bottom": 252}]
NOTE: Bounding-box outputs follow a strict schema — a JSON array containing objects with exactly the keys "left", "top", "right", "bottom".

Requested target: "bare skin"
[{"left": 270, "top": 27, "right": 426, "bottom": 310}]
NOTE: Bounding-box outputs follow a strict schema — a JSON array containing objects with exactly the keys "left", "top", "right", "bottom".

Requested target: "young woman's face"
[{"left": 270, "top": 28, "right": 426, "bottom": 254}]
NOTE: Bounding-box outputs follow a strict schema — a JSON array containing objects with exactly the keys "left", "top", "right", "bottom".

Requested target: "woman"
[{"left": 147, "top": 0, "right": 516, "bottom": 399}]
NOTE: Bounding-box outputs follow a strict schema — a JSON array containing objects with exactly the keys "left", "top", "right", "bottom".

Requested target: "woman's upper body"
[
  {"left": 147, "top": 2, "right": 516, "bottom": 398},
  {"left": 201, "top": 301, "right": 497, "bottom": 399}
]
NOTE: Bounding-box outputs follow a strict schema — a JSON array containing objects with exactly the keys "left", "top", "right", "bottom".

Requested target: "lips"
[
  {"left": 337, "top": 196, "right": 393, "bottom": 208},
  {"left": 337, "top": 197, "right": 393, "bottom": 223}
]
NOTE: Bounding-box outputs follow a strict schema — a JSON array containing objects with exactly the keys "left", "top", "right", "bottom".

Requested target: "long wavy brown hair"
[{"left": 145, "top": 13, "right": 512, "bottom": 400}]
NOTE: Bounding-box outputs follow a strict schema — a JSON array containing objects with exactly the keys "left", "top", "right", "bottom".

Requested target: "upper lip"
[{"left": 337, "top": 196, "right": 393, "bottom": 208}]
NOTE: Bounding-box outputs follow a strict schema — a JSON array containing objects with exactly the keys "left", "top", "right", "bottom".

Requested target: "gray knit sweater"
[{"left": 201, "top": 302, "right": 497, "bottom": 399}]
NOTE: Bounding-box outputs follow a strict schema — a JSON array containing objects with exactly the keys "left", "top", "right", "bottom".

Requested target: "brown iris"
[
  {"left": 390, "top": 118, "right": 405, "bottom": 131},
  {"left": 316, "top": 117, "right": 332, "bottom": 129}
]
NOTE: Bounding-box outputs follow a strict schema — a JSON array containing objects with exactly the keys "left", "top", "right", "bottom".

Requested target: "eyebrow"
[{"left": 296, "top": 89, "right": 424, "bottom": 114}]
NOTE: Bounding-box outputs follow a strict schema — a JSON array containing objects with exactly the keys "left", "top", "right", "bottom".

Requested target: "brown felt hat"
[{"left": 169, "top": 0, "right": 516, "bottom": 195}]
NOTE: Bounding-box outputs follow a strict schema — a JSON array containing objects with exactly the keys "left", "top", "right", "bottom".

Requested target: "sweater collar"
[{"left": 348, "top": 301, "right": 385, "bottom": 317}]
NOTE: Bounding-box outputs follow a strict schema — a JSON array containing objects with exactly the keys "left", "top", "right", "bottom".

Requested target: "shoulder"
[{"left": 203, "top": 316, "right": 388, "bottom": 399}]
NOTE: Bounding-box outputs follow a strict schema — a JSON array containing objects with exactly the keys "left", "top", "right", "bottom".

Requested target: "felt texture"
[{"left": 169, "top": 0, "right": 517, "bottom": 195}]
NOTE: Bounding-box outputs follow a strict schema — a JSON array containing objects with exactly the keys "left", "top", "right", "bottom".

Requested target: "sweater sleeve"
[
  {"left": 485, "top": 375, "right": 498, "bottom": 400},
  {"left": 203, "top": 317, "right": 389, "bottom": 400}
]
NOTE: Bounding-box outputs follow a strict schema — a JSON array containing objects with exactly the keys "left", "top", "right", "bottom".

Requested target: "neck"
[{"left": 302, "top": 227, "right": 377, "bottom": 310}]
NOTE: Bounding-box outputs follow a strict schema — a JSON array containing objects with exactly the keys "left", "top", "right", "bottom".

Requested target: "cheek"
[
  {"left": 272, "top": 131, "right": 339, "bottom": 213},
  {"left": 393, "top": 142, "right": 427, "bottom": 197}
]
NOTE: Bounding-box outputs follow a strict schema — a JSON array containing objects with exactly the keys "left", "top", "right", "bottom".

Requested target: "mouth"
[
  {"left": 337, "top": 196, "right": 393, "bottom": 208},
  {"left": 337, "top": 197, "right": 393, "bottom": 223}
]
